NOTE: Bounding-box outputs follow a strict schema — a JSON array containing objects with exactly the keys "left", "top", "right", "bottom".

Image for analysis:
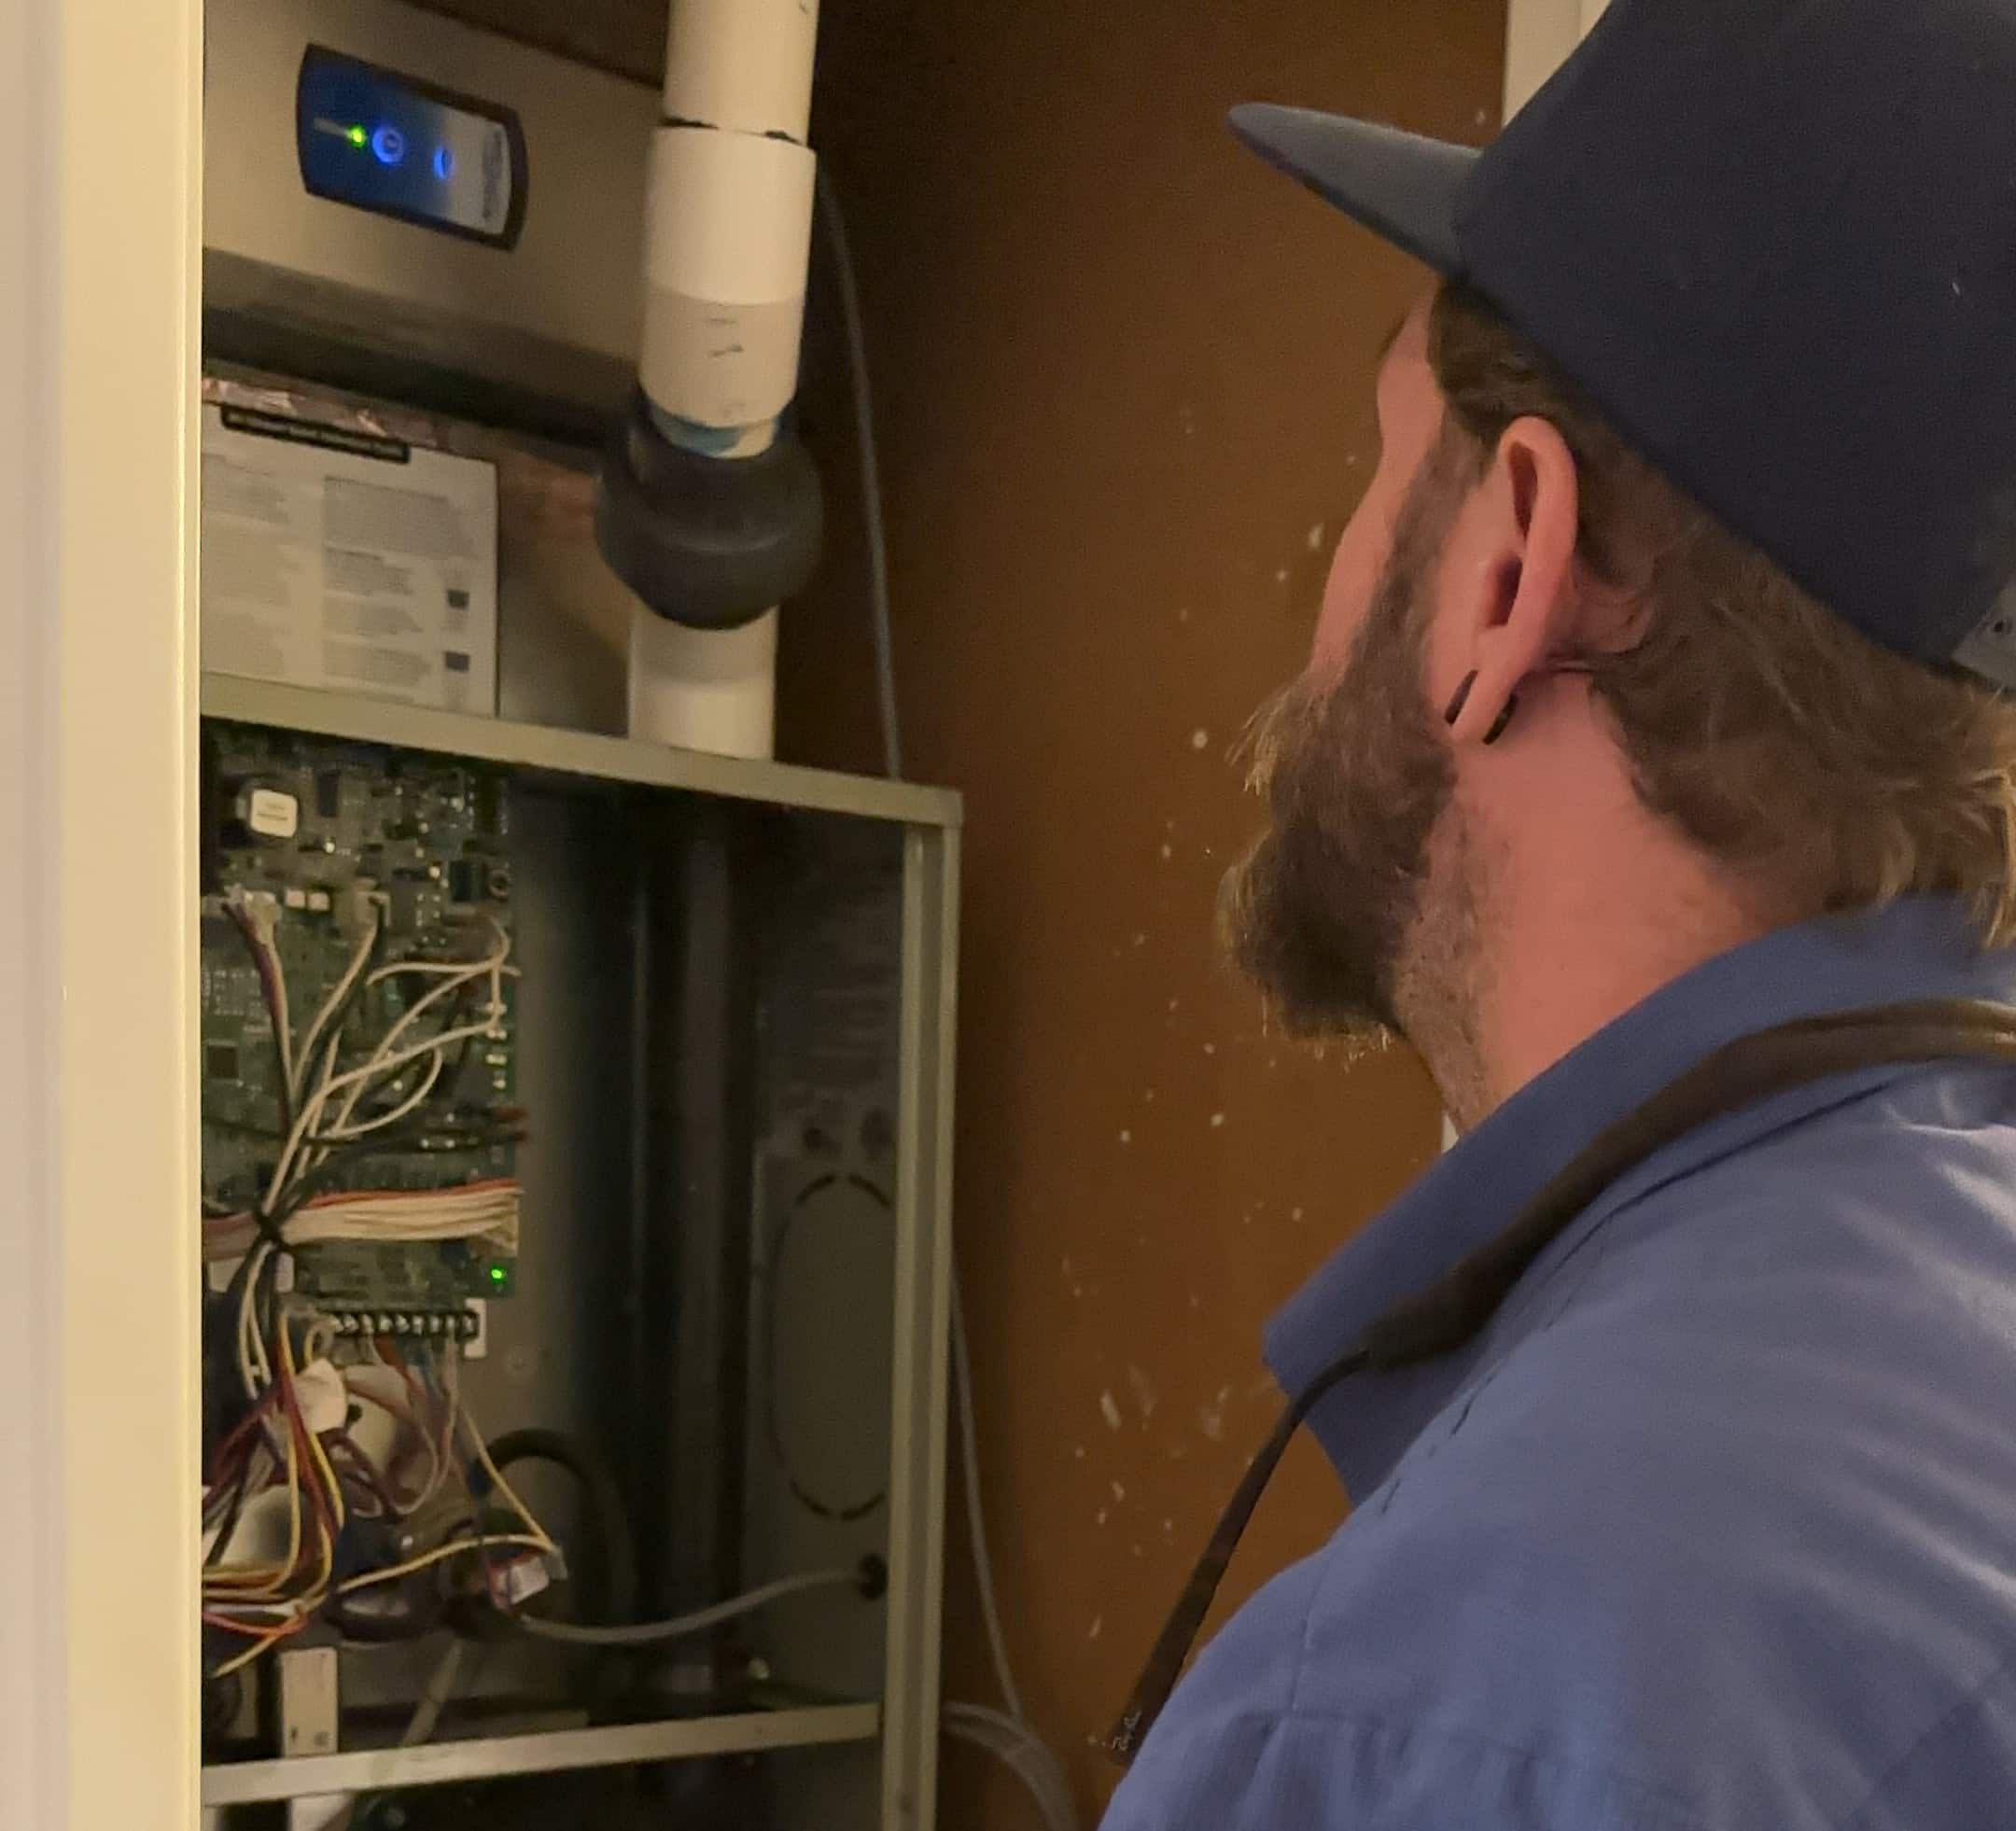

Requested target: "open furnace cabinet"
[{"left": 194, "top": 391, "right": 958, "bottom": 1830}]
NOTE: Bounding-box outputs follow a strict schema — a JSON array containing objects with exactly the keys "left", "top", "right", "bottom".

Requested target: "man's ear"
[{"left": 1438, "top": 415, "right": 1580, "bottom": 746}]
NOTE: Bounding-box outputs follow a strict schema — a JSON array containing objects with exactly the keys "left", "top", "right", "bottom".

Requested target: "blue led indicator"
[{"left": 298, "top": 47, "right": 521, "bottom": 246}]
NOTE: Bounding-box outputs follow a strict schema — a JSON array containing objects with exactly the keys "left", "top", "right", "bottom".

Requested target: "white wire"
[
  {"left": 289, "top": 899, "right": 382, "bottom": 1108},
  {"left": 265, "top": 1011, "right": 503, "bottom": 1214},
  {"left": 951, "top": 1261, "right": 1024, "bottom": 1720},
  {"left": 322, "top": 924, "right": 510, "bottom": 1130},
  {"left": 314, "top": 1051, "right": 445, "bottom": 1142},
  {"left": 231, "top": 894, "right": 295, "bottom": 1101},
  {"left": 237, "top": 1240, "right": 274, "bottom": 1398},
  {"left": 511, "top": 1568, "right": 857, "bottom": 1646},
  {"left": 205, "top": 1183, "right": 519, "bottom": 1261},
  {"left": 265, "top": 920, "right": 511, "bottom": 1210}
]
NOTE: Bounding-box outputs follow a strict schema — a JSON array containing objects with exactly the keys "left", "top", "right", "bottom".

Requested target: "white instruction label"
[{"left": 201, "top": 404, "right": 498, "bottom": 715}]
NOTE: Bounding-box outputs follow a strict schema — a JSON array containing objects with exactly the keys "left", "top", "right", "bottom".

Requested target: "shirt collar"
[{"left": 1265, "top": 897, "right": 2016, "bottom": 1498}]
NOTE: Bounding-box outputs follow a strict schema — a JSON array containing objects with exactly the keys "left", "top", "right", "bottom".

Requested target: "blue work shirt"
[{"left": 1103, "top": 899, "right": 2016, "bottom": 1830}]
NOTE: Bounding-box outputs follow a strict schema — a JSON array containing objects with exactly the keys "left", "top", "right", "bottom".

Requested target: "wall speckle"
[
  {"left": 1126, "top": 1363, "right": 1160, "bottom": 1421},
  {"left": 1099, "top": 1390, "right": 1124, "bottom": 1433},
  {"left": 1190, "top": 728, "right": 1211, "bottom": 750},
  {"left": 1197, "top": 1382, "right": 1237, "bottom": 1442}
]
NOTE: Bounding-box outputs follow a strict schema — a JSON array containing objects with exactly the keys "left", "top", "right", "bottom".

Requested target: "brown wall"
[
  {"left": 790, "top": 5, "right": 1503, "bottom": 1821},
  {"left": 424, "top": 3, "right": 1503, "bottom": 1822}
]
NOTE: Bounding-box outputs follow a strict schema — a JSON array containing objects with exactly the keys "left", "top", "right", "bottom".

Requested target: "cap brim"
[{"left": 1228, "top": 104, "right": 1476, "bottom": 275}]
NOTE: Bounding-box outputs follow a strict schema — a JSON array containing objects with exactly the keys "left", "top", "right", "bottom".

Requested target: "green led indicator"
[
  {"left": 488, "top": 1265, "right": 509, "bottom": 1285},
  {"left": 347, "top": 124, "right": 367, "bottom": 147}
]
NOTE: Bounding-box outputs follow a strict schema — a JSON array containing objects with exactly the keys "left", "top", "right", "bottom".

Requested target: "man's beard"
[{"left": 1219, "top": 524, "right": 1473, "bottom": 1057}]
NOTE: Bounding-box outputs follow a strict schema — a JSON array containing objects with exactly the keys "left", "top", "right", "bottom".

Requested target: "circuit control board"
[{"left": 201, "top": 722, "right": 519, "bottom": 1321}]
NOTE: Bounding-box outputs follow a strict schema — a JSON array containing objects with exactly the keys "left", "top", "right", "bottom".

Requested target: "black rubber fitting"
[{"left": 595, "top": 391, "right": 823, "bottom": 631}]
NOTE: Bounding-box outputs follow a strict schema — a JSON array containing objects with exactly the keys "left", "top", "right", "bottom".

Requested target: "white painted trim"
[
  {"left": 3, "top": 1, "right": 203, "bottom": 1827},
  {"left": 1503, "top": 0, "right": 1608, "bottom": 116},
  {"left": 0, "top": 0, "right": 58, "bottom": 1824}
]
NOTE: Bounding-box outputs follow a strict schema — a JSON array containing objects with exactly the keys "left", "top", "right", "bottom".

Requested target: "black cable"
[{"left": 481, "top": 1429, "right": 639, "bottom": 1628}]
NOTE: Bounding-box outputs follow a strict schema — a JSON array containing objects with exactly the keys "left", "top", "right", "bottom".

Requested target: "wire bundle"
[
  {"left": 203, "top": 891, "right": 539, "bottom": 1678},
  {"left": 203, "top": 1180, "right": 520, "bottom": 1264},
  {"left": 211, "top": 894, "right": 521, "bottom": 1399},
  {"left": 202, "top": 1329, "right": 555, "bottom": 1677}
]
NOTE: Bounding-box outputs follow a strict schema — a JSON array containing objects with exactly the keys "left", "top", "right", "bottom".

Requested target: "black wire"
[{"left": 482, "top": 1429, "right": 639, "bottom": 1628}]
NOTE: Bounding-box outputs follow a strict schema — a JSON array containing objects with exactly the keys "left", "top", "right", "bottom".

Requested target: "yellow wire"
[
  {"left": 461, "top": 1415, "right": 557, "bottom": 1554},
  {"left": 204, "top": 1317, "right": 553, "bottom": 1668},
  {"left": 333, "top": 1531, "right": 551, "bottom": 1596},
  {"left": 433, "top": 1337, "right": 554, "bottom": 1553},
  {"left": 279, "top": 1307, "right": 347, "bottom": 1535},
  {"left": 207, "top": 1614, "right": 318, "bottom": 1680},
  {"left": 243, "top": 1425, "right": 303, "bottom": 1603}
]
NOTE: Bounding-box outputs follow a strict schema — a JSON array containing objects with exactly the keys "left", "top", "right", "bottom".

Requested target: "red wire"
[{"left": 205, "top": 1384, "right": 281, "bottom": 1490}]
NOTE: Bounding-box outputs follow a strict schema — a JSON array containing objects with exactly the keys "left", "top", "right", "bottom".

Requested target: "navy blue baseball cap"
[{"left": 1232, "top": 0, "right": 2016, "bottom": 690}]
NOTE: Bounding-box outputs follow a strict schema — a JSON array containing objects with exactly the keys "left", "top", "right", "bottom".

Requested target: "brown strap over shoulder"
[{"left": 1107, "top": 999, "right": 2016, "bottom": 1764}]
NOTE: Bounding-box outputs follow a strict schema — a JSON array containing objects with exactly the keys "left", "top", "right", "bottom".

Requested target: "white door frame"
[
  {"left": 1504, "top": 0, "right": 1608, "bottom": 116},
  {"left": 1, "top": 0, "right": 203, "bottom": 1827}
]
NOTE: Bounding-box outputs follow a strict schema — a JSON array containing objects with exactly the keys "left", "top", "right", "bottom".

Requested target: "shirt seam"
[{"left": 1831, "top": 1648, "right": 2016, "bottom": 1831}]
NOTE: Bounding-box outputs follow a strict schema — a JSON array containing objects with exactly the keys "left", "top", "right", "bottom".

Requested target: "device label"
[{"left": 200, "top": 403, "right": 498, "bottom": 716}]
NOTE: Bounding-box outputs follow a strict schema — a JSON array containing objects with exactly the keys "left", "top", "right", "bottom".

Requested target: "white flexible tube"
[
  {"left": 951, "top": 1263, "right": 1023, "bottom": 1721},
  {"left": 511, "top": 1566, "right": 855, "bottom": 1646},
  {"left": 945, "top": 1703, "right": 1077, "bottom": 1831}
]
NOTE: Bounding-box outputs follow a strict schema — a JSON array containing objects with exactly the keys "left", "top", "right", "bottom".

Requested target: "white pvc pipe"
[
  {"left": 638, "top": 126, "right": 816, "bottom": 429},
  {"left": 627, "top": 605, "right": 779, "bottom": 759},
  {"left": 626, "top": 0, "right": 819, "bottom": 758},
  {"left": 662, "top": 0, "right": 819, "bottom": 139}
]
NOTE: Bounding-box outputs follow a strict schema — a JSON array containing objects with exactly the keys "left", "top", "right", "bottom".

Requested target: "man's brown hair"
[{"left": 1425, "top": 282, "right": 2016, "bottom": 943}]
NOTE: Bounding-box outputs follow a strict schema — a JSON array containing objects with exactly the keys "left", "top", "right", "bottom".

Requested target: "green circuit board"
[{"left": 201, "top": 722, "right": 519, "bottom": 1316}]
